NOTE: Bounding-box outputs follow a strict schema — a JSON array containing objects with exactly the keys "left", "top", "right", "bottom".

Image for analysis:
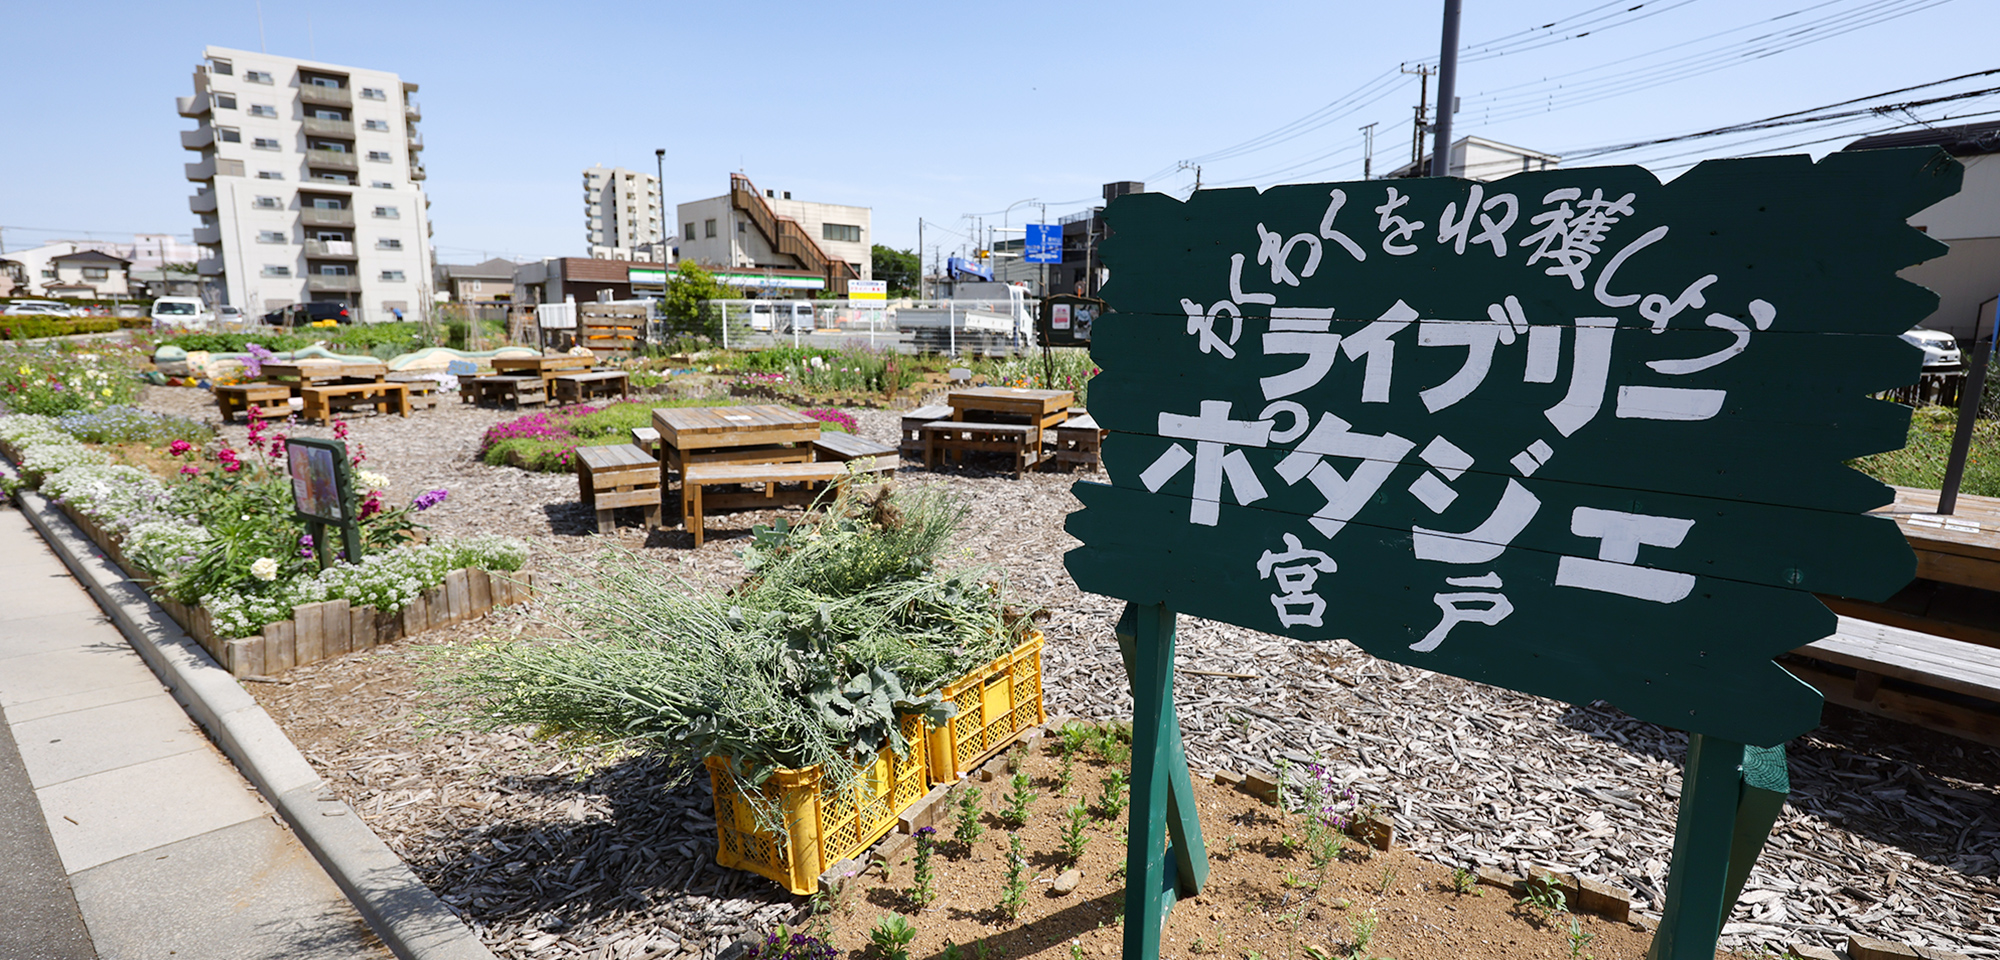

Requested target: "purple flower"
[{"left": 412, "top": 488, "right": 449, "bottom": 511}]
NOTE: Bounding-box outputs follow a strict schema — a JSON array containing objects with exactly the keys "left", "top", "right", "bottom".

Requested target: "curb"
[{"left": 8, "top": 478, "right": 497, "bottom": 960}]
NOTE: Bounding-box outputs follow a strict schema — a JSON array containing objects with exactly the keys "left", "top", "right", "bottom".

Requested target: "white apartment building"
[
  {"left": 675, "top": 175, "right": 871, "bottom": 293},
  {"left": 178, "top": 46, "right": 433, "bottom": 320},
  {"left": 584, "top": 165, "right": 665, "bottom": 262}
]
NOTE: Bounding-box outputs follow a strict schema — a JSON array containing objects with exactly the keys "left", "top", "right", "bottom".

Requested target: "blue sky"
[{"left": 2, "top": 0, "right": 1992, "bottom": 267}]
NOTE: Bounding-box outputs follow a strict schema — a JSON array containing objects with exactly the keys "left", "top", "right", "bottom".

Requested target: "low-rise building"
[
  {"left": 48, "top": 250, "right": 132, "bottom": 297},
  {"left": 675, "top": 175, "right": 868, "bottom": 295},
  {"left": 436, "top": 257, "right": 523, "bottom": 302},
  {"left": 1846, "top": 121, "right": 2000, "bottom": 341},
  {"left": 1388, "top": 135, "right": 1561, "bottom": 181},
  {"left": 514, "top": 256, "right": 670, "bottom": 307}
]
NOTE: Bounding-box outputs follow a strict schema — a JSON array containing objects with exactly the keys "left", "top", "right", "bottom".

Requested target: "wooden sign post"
[{"left": 1064, "top": 148, "right": 1959, "bottom": 960}]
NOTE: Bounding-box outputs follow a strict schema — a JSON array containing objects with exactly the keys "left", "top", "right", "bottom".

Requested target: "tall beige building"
[
  {"left": 583, "top": 165, "right": 664, "bottom": 262},
  {"left": 178, "top": 46, "right": 433, "bottom": 320}
]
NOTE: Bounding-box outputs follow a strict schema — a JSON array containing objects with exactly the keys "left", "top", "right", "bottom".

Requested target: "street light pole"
[
  {"left": 1430, "top": 0, "right": 1464, "bottom": 177},
  {"left": 654, "top": 149, "right": 667, "bottom": 266}
]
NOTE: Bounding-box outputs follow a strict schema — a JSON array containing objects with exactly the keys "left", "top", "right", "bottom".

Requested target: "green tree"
[
  {"left": 661, "top": 261, "right": 738, "bottom": 338},
  {"left": 871, "top": 245, "right": 920, "bottom": 297}
]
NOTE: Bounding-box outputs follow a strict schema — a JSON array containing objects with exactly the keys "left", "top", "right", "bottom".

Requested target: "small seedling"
[
  {"left": 1000, "top": 771, "right": 1036, "bottom": 828},
  {"left": 1057, "top": 747, "right": 1076, "bottom": 795},
  {"left": 870, "top": 916, "right": 916, "bottom": 960},
  {"left": 746, "top": 925, "right": 838, "bottom": 960},
  {"left": 1565, "top": 915, "right": 1597, "bottom": 960},
  {"left": 1096, "top": 770, "right": 1129, "bottom": 819},
  {"left": 905, "top": 826, "right": 938, "bottom": 907},
  {"left": 1060, "top": 800, "right": 1090, "bottom": 864},
  {"left": 942, "top": 942, "right": 962, "bottom": 960},
  {"left": 1375, "top": 865, "right": 1398, "bottom": 896},
  {"left": 1449, "top": 867, "right": 1479, "bottom": 895},
  {"left": 1069, "top": 943, "right": 1085, "bottom": 960},
  {"left": 999, "top": 833, "right": 1028, "bottom": 919},
  {"left": 1281, "top": 869, "right": 1317, "bottom": 891},
  {"left": 1520, "top": 874, "right": 1570, "bottom": 925},
  {"left": 1347, "top": 908, "right": 1379, "bottom": 960},
  {"left": 1004, "top": 743, "right": 1028, "bottom": 774},
  {"left": 1060, "top": 722, "right": 1091, "bottom": 757},
  {"left": 954, "top": 788, "right": 986, "bottom": 846},
  {"left": 1301, "top": 946, "right": 1334, "bottom": 960}
]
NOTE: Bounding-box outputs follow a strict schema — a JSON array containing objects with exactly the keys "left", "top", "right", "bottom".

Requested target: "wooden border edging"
[{"left": 6, "top": 473, "right": 498, "bottom": 960}]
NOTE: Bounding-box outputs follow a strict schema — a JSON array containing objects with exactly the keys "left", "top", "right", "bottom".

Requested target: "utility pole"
[
  {"left": 1359, "top": 123, "right": 1378, "bottom": 179},
  {"left": 917, "top": 218, "right": 924, "bottom": 298},
  {"left": 1430, "top": 0, "right": 1464, "bottom": 178},
  {"left": 1401, "top": 64, "right": 1435, "bottom": 170}
]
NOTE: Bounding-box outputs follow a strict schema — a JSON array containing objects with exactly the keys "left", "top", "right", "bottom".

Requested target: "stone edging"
[{"left": 8, "top": 474, "right": 498, "bottom": 960}]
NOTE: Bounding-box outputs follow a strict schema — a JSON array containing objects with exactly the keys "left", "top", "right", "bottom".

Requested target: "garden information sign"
[
  {"left": 1064, "top": 147, "right": 1960, "bottom": 960},
  {"left": 286, "top": 436, "right": 362, "bottom": 570}
]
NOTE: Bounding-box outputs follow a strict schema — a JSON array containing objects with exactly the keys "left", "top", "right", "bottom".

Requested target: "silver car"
[{"left": 1901, "top": 327, "right": 1962, "bottom": 369}]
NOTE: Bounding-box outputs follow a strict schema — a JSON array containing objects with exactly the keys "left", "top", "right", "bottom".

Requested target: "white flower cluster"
[
  {"left": 125, "top": 521, "right": 212, "bottom": 579},
  {"left": 354, "top": 469, "right": 391, "bottom": 491},
  {"left": 40, "top": 464, "right": 176, "bottom": 538},
  {"left": 201, "top": 536, "right": 530, "bottom": 639}
]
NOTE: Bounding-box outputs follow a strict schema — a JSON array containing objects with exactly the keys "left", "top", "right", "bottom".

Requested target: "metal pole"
[
  {"left": 1939, "top": 303, "right": 1998, "bottom": 514},
  {"left": 1430, "top": 0, "right": 1463, "bottom": 178},
  {"left": 655, "top": 149, "right": 668, "bottom": 268}
]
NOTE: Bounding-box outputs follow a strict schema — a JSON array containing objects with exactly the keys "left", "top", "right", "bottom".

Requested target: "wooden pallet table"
[
  {"left": 492, "top": 353, "right": 596, "bottom": 393},
  {"left": 387, "top": 373, "right": 441, "bottom": 410},
  {"left": 300, "top": 382, "right": 410, "bottom": 424},
  {"left": 922, "top": 420, "right": 1039, "bottom": 479},
  {"left": 463, "top": 375, "right": 546, "bottom": 408},
  {"left": 1784, "top": 616, "right": 2000, "bottom": 747},
  {"left": 575, "top": 443, "right": 662, "bottom": 532},
  {"left": 552, "top": 369, "right": 630, "bottom": 405},
  {"left": 681, "top": 457, "right": 894, "bottom": 546},
  {"left": 213, "top": 383, "right": 294, "bottom": 423},
  {"left": 1053, "top": 412, "right": 1106, "bottom": 472},
  {"left": 263, "top": 360, "right": 387, "bottom": 392},
  {"left": 899, "top": 403, "right": 953, "bottom": 458},
  {"left": 652, "top": 405, "right": 819, "bottom": 504},
  {"left": 812, "top": 432, "right": 897, "bottom": 463},
  {"left": 946, "top": 386, "right": 1074, "bottom": 433}
]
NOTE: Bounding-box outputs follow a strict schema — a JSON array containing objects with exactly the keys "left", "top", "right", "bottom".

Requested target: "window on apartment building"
[
  {"left": 363, "top": 119, "right": 390, "bottom": 132},
  {"left": 738, "top": 221, "right": 747, "bottom": 234},
  {"left": 253, "top": 137, "right": 280, "bottom": 150},
  {"left": 257, "top": 230, "right": 288, "bottom": 243},
  {"left": 360, "top": 87, "right": 386, "bottom": 100},
  {"left": 261, "top": 265, "right": 291, "bottom": 277},
  {"left": 312, "top": 109, "right": 343, "bottom": 121},
  {"left": 82, "top": 267, "right": 109, "bottom": 281},
  {"left": 311, "top": 198, "right": 344, "bottom": 209},
  {"left": 704, "top": 219, "right": 717, "bottom": 238},
  {"left": 366, "top": 150, "right": 391, "bottom": 162},
  {"left": 316, "top": 265, "right": 350, "bottom": 276},
  {"left": 377, "top": 238, "right": 402, "bottom": 250},
  {"left": 41, "top": 269, "right": 55, "bottom": 279},
  {"left": 311, "top": 140, "right": 347, "bottom": 152},
  {"left": 308, "top": 77, "right": 341, "bottom": 88},
  {"left": 254, "top": 196, "right": 282, "bottom": 209},
  {"left": 216, "top": 126, "right": 242, "bottom": 143},
  {"left": 373, "top": 206, "right": 399, "bottom": 219},
  {"left": 369, "top": 180, "right": 392, "bottom": 189},
  {"left": 822, "top": 223, "right": 861, "bottom": 243},
  {"left": 684, "top": 223, "right": 695, "bottom": 240},
  {"left": 256, "top": 170, "right": 284, "bottom": 180},
  {"left": 380, "top": 270, "right": 406, "bottom": 282},
  {"left": 248, "top": 104, "right": 278, "bottom": 118},
  {"left": 215, "top": 93, "right": 237, "bottom": 110},
  {"left": 245, "top": 70, "right": 273, "bottom": 84},
  {"left": 316, "top": 173, "right": 352, "bottom": 184},
  {"left": 208, "top": 58, "right": 232, "bottom": 75}
]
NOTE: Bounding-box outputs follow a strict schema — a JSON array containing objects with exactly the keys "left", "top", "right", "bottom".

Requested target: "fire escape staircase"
[{"left": 729, "top": 173, "right": 858, "bottom": 295}]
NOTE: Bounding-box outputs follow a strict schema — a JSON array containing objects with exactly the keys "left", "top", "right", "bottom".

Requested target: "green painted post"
[
  {"left": 1121, "top": 602, "right": 1178, "bottom": 960},
  {"left": 1116, "top": 606, "right": 1211, "bottom": 897},
  {"left": 1650, "top": 735, "right": 1748, "bottom": 960},
  {"left": 1722, "top": 745, "right": 1791, "bottom": 925}
]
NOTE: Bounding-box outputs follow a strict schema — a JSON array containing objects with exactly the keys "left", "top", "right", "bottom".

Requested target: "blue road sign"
[{"left": 1026, "top": 223, "right": 1061, "bottom": 264}]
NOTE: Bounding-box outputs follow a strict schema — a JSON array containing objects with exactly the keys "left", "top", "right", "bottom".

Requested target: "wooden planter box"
[
  {"left": 927, "top": 631, "right": 1046, "bottom": 784},
  {"left": 705, "top": 713, "right": 930, "bottom": 896}
]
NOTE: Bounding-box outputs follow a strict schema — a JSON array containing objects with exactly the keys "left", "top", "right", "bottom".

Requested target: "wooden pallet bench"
[
  {"left": 214, "top": 383, "right": 293, "bottom": 423},
  {"left": 553, "top": 369, "right": 630, "bottom": 405},
  {"left": 631, "top": 426, "right": 662, "bottom": 458},
  {"left": 575, "top": 443, "right": 661, "bottom": 533},
  {"left": 463, "top": 375, "right": 546, "bottom": 409},
  {"left": 1052, "top": 412, "right": 1105, "bottom": 472},
  {"left": 387, "top": 373, "right": 441, "bottom": 410},
  {"left": 812, "top": 432, "right": 898, "bottom": 463},
  {"left": 899, "top": 404, "right": 954, "bottom": 458},
  {"left": 921, "top": 420, "right": 1039, "bottom": 478},
  {"left": 1783, "top": 615, "right": 2000, "bottom": 748},
  {"left": 300, "top": 382, "right": 410, "bottom": 425},
  {"left": 681, "top": 458, "right": 894, "bottom": 547}
]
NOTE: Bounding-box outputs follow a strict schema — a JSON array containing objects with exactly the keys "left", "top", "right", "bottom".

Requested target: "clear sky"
[{"left": 2, "top": 0, "right": 1992, "bottom": 267}]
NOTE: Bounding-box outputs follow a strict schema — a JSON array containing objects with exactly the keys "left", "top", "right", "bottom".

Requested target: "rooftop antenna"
[{"left": 1360, "top": 122, "right": 1378, "bottom": 179}]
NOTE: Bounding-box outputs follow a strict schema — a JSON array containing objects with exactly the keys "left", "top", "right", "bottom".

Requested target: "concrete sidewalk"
[{"left": 0, "top": 502, "right": 391, "bottom": 960}]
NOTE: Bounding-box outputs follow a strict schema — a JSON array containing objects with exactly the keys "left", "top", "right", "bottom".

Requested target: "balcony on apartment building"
[
  {"left": 176, "top": 93, "right": 211, "bottom": 118},
  {"left": 306, "top": 148, "right": 360, "bottom": 172},
  {"left": 302, "top": 207, "right": 356, "bottom": 228},
  {"left": 406, "top": 131, "right": 423, "bottom": 151},
  {"left": 302, "top": 117, "right": 355, "bottom": 138},
  {"left": 180, "top": 127, "right": 214, "bottom": 150},
  {"left": 304, "top": 239, "right": 358, "bottom": 260},
  {"left": 300, "top": 84, "right": 353, "bottom": 109},
  {"left": 404, "top": 97, "right": 421, "bottom": 122},
  {"left": 189, "top": 189, "right": 217, "bottom": 213},
  {"left": 191, "top": 224, "right": 221, "bottom": 244},
  {"left": 184, "top": 156, "right": 245, "bottom": 181},
  {"left": 196, "top": 256, "right": 225, "bottom": 276},
  {"left": 410, "top": 162, "right": 427, "bottom": 181},
  {"left": 306, "top": 274, "right": 362, "bottom": 293}
]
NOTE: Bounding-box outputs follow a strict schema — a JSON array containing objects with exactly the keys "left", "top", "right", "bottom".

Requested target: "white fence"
[{"left": 708, "top": 299, "right": 1037, "bottom": 356}]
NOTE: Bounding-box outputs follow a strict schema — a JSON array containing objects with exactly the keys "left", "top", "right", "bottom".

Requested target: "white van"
[
  {"left": 747, "top": 300, "right": 815, "bottom": 334},
  {"left": 150, "top": 297, "right": 214, "bottom": 331}
]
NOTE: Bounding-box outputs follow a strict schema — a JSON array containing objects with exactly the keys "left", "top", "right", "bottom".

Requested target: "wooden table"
[
  {"left": 947, "top": 387, "right": 1074, "bottom": 432},
  {"left": 262, "top": 360, "right": 387, "bottom": 392},
  {"left": 493, "top": 354, "right": 596, "bottom": 391},
  {"left": 1819, "top": 485, "right": 2000, "bottom": 648},
  {"left": 652, "top": 405, "right": 820, "bottom": 529}
]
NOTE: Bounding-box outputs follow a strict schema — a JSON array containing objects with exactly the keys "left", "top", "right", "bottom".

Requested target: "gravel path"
[{"left": 140, "top": 383, "right": 1999, "bottom": 959}]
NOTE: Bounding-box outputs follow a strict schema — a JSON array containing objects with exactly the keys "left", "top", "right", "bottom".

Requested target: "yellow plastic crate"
[
  {"left": 706, "top": 712, "right": 930, "bottom": 895},
  {"left": 926, "top": 631, "right": 1047, "bottom": 784}
]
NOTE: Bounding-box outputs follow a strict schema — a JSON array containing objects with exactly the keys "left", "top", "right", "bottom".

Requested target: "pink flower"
[
  {"left": 167, "top": 440, "right": 193, "bottom": 457},
  {"left": 179, "top": 465, "right": 199, "bottom": 475}
]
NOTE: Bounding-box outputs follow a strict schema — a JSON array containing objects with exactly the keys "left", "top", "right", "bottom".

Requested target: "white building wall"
[
  {"left": 584, "top": 165, "right": 663, "bottom": 261},
  {"left": 673, "top": 192, "right": 871, "bottom": 280},
  {"left": 182, "top": 46, "right": 433, "bottom": 320},
  {"left": 1901, "top": 154, "right": 2000, "bottom": 339}
]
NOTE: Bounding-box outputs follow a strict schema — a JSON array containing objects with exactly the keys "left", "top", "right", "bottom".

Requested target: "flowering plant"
[{"left": 0, "top": 344, "right": 142, "bottom": 416}]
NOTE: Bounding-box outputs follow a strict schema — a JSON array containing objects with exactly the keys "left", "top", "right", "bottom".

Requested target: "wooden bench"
[
  {"left": 631, "top": 426, "right": 662, "bottom": 458},
  {"left": 899, "top": 404, "right": 953, "bottom": 458},
  {"left": 1784, "top": 616, "right": 2000, "bottom": 748},
  {"left": 575, "top": 443, "right": 661, "bottom": 533},
  {"left": 214, "top": 383, "right": 293, "bottom": 423},
  {"left": 812, "top": 432, "right": 898, "bottom": 463},
  {"left": 463, "top": 375, "right": 546, "bottom": 409},
  {"left": 921, "top": 420, "right": 1039, "bottom": 478},
  {"left": 300, "top": 382, "right": 410, "bottom": 425},
  {"left": 553, "top": 369, "right": 630, "bottom": 406},
  {"left": 681, "top": 458, "right": 894, "bottom": 547},
  {"left": 1053, "top": 412, "right": 1106, "bottom": 472},
  {"left": 387, "top": 373, "right": 440, "bottom": 411}
]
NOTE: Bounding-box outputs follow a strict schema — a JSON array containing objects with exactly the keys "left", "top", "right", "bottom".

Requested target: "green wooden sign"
[{"left": 1066, "top": 147, "right": 1959, "bottom": 960}]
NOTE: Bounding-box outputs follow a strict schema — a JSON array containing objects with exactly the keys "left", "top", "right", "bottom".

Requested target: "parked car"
[
  {"left": 280, "top": 302, "right": 352, "bottom": 326},
  {"left": 1901, "top": 327, "right": 1962, "bottom": 369},
  {"left": 150, "top": 297, "right": 213, "bottom": 331},
  {"left": 4, "top": 300, "right": 76, "bottom": 316},
  {"left": 216, "top": 305, "right": 245, "bottom": 327}
]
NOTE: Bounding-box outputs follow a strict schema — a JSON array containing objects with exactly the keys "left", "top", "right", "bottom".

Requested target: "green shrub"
[
  {"left": 480, "top": 436, "right": 580, "bottom": 472},
  {"left": 160, "top": 332, "right": 313, "bottom": 353}
]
